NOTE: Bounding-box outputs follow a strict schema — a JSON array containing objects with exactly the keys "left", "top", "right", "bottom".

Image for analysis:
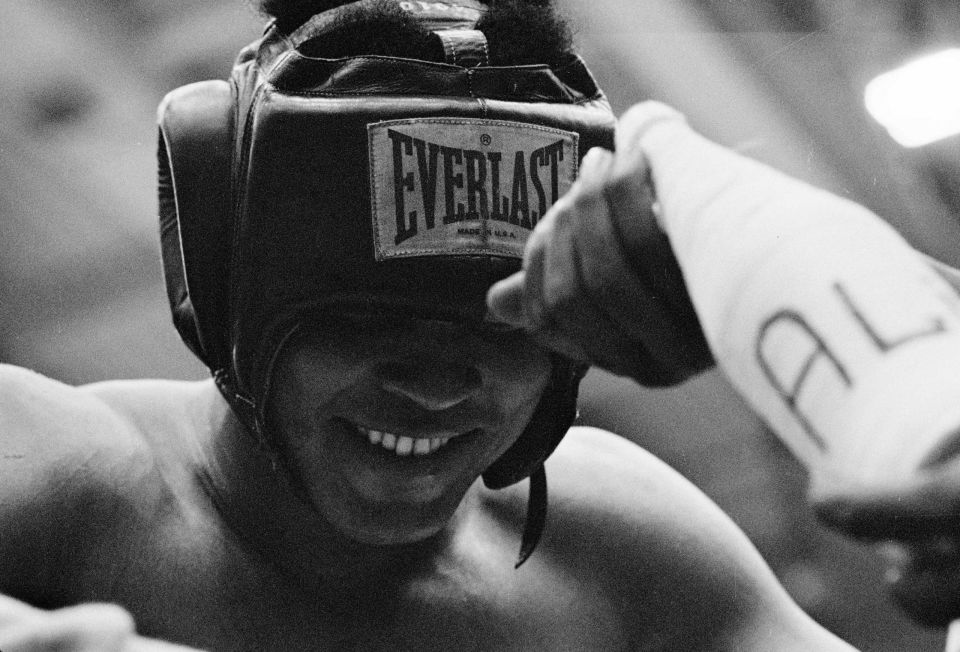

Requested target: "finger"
[
  {"left": 811, "top": 459, "right": 960, "bottom": 541},
  {"left": 545, "top": 168, "right": 645, "bottom": 360},
  {"left": 2, "top": 603, "right": 135, "bottom": 652},
  {"left": 516, "top": 190, "right": 596, "bottom": 362},
  {"left": 565, "top": 133, "right": 711, "bottom": 381},
  {"left": 486, "top": 244, "right": 593, "bottom": 362},
  {"left": 486, "top": 192, "right": 592, "bottom": 332},
  {"left": 490, "top": 147, "right": 626, "bottom": 365},
  {"left": 487, "top": 188, "right": 569, "bottom": 328},
  {"left": 539, "top": 175, "right": 674, "bottom": 373},
  {"left": 546, "top": 241, "right": 651, "bottom": 377},
  {"left": 577, "top": 146, "right": 615, "bottom": 188},
  {"left": 527, "top": 327, "right": 592, "bottom": 365},
  {"left": 486, "top": 272, "right": 527, "bottom": 327},
  {"left": 555, "top": 169, "right": 679, "bottom": 379},
  {"left": 519, "top": 203, "right": 555, "bottom": 331},
  {"left": 534, "top": 204, "right": 613, "bottom": 365},
  {"left": 523, "top": 148, "right": 672, "bottom": 376},
  {"left": 0, "top": 594, "right": 41, "bottom": 627},
  {"left": 599, "top": 155, "right": 713, "bottom": 375}
]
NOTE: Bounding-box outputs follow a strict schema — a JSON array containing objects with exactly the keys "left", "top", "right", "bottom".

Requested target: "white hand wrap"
[{"left": 622, "top": 101, "right": 960, "bottom": 485}]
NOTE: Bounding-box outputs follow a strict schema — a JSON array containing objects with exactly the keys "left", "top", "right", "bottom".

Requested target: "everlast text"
[
  {"left": 387, "top": 128, "right": 566, "bottom": 245},
  {"left": 369, "top": 118, "right": 577, "bottom": 261}
]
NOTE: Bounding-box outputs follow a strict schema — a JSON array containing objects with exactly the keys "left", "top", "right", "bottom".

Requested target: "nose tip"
[{"left": 378, "top": 361, "right": 482, "bottom": 411}]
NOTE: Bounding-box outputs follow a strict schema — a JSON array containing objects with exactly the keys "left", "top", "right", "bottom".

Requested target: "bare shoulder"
[
  {"left": 0, "top": 365, "right": 217, "bottom": 513},
  {"left": 513, "top": 426, "right": 854, "bottom": 651},
  {"left": 0, "top": 365, "right": 201, "bottom": 601},
  {"left": 0, "top": 364, "right": 139, "bottom": 462},
  {"left": 541, "top": 426, "right": 765, "bottom": 568},
  {"left": 0, "top": 364, "right": 186, "bottom": 469}
]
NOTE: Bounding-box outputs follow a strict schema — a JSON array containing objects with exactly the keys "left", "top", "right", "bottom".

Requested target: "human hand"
[
  {"left": 812, "top": 465, "right": 960, "bottom": 628},
  {"left": 602, "top": 102, "right": 960, "bottom": 630},
  {"left": 486, "top": 112, "right": 712, "bottom": 386},
  {"left": 0, "top": 594, "right": 203, "bottom": 652}
]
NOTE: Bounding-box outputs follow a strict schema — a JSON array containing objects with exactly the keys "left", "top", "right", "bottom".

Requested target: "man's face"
[{"left": 265, "top": 308, "right": 552, "bottom": 545}]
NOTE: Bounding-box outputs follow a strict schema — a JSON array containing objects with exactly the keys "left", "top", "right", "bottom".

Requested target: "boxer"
[{"left": 0, "top": 1, "right": 855, "bottom": 649}]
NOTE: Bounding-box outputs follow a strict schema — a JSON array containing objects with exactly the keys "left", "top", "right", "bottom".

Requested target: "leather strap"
[
  {"left": 434, "top": 29, "right": 489, "bottom": 68},
  {"left": 515, "top": 466, "right": 547, "bottom": 568}
]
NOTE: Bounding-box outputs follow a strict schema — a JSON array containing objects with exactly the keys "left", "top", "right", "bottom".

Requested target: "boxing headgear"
[{"left": 157, "top": 0, "right": 615, "bottom": 565}]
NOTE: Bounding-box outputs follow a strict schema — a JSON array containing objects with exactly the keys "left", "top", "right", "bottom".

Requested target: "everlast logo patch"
[{"left": 369, "top": 118, "right": 578, "bottom": 261}]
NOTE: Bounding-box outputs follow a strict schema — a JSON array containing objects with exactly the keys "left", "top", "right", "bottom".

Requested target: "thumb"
[{"left": 486, "top": 271, "right": 527, "bottom": 327}]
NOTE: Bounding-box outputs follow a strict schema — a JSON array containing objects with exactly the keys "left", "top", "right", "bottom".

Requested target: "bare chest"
[
  {"left": 315, "top": 563, "right": 629, "bottom": 652},
  {"left": 95, "top": 528, "right": 629, "bottom": 652}
]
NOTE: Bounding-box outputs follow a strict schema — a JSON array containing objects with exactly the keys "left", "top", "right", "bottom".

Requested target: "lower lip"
[{"left": 329, "top": 419, "right": 477, "bottom": 501}]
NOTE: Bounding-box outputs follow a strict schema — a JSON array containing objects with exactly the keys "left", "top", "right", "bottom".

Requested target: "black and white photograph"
[{"left": 1, "top": 1, "right": 960, "bottom": 649}]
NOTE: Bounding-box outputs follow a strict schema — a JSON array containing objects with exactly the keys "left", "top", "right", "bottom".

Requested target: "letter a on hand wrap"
[{"left": 156, "top": 0, "right": 614, "bottom": 566}]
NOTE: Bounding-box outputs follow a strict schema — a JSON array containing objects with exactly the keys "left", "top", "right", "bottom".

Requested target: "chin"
[
  {"left": 317, "top": 486, "right": 462, "bottom": 547},
  {"left": 331, "top": 509, "right": 450, "bottom": 547},
  {"left": 346, "top": 520, "right": 445, "bottom": 546}
]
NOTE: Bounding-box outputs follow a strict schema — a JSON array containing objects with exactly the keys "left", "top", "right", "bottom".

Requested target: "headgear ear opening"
[{"left": 157, "top": 0, "right": 616, "bottom": 565}]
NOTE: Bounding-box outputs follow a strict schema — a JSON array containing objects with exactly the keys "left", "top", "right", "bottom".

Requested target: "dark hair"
[{"left": 253, "top": 0, "right": 573, "bottom": 66}]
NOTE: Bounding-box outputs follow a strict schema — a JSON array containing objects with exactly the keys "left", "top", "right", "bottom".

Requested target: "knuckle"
[
  {"left": 604, "top": 168, "right": 643, "bottom": 199},
  {"left": 567, "top": 185, "right": 605, "bottom": 217},
  {"left": 541, "top": 276, "right": 578, "bottom": 318},
  {"left": 578, "top": 147, "right": 615, "bottom": 183}
]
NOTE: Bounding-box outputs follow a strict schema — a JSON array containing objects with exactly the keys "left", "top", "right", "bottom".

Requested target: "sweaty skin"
[{"left": 0, "top": 351, "right": 853, "bottom": 651}]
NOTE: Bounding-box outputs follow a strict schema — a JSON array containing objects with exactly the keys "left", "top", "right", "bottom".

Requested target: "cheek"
[
  {"left": 483, "top": 345, "right": 554, "bottom": 433},
  {"left": 267, "top": 334, "right": 375, "bottom": 431}
]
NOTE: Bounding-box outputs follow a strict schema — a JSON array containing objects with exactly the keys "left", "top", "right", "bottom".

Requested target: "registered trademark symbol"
[{"left": 480, "top": 134, "right": 492, "bottom": 146}]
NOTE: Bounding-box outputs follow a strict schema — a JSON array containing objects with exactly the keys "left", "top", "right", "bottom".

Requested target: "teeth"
[
  {"left": 396, "top": 436, "right": 414, "bottom": 456},
  {"left": 356, "top": 425, "right": 452, "bottom": 457},
  {"left": 414, "top": 438, "right": 431, "bottom": 456}
]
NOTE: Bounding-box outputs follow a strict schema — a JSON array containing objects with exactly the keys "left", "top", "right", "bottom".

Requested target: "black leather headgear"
[{"left": 157, "top": 0, "right": 614, "bottom": 566}]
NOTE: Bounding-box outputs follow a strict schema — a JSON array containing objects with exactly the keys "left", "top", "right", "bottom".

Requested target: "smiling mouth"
[{"left": 354, "top": 424, "right": 453, "bottom": 457}]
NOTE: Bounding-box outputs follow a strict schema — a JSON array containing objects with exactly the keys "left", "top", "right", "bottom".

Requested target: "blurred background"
[{"left": 1, "top": 0, "right": 959, "bottom": 649}]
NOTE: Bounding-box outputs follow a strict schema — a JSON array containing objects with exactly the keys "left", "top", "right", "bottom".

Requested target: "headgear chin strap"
[{"left": 157, "top": 0, "right": 614, "bottom": 566}]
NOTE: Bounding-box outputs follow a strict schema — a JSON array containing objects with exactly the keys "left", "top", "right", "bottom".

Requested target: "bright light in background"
[{"left": 864, "top": 48, "right": 960, "bottom": 148}]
